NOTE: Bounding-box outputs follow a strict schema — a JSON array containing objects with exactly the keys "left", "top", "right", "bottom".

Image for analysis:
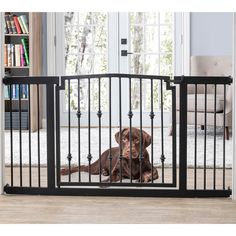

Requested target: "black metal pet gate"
[{"left": 3, "top": 74, "right": 232, "bottom": 197}]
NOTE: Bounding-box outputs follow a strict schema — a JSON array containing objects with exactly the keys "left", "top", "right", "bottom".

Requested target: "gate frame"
[{"left": 2, "top": 74, "right": 233, "bottom": 197}]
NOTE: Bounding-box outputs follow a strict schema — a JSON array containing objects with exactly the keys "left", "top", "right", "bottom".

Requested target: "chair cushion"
[{"left": 187, "top": 94, "right": 224, "bottom": 112}]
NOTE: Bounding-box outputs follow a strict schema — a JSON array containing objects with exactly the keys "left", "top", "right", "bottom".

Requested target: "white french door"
[{"left": 55, "top": 12, "right": 184, "bottom": 127}]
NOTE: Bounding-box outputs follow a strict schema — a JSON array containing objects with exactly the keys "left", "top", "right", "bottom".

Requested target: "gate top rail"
[
  {"left": 61, "top": 73, "right": 170, "bottom": 80},
  {"left": 173, "top": 75, "right": 232, "bottom": 85},
  {"left": 3, "top": 74, "right": 233, "bottom": 85},
  {"left": 3, "top": 76, "right": 59, "bottom": 85}
]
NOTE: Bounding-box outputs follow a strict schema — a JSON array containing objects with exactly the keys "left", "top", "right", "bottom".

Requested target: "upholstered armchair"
[{"left": 175, "top": 56, "right": 232, "bottom": 140}]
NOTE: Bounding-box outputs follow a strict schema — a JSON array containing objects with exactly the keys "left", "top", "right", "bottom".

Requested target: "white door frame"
[{"left": 47, "top": 13, "right": 56, "bottom": 76}]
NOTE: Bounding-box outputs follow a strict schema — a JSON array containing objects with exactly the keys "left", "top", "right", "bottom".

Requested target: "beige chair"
[{"left": 176, "top": 56, "right": 232, "bottom": 140}]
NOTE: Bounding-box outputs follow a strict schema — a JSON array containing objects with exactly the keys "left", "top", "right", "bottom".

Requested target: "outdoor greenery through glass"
[{"left": 64, "top": 12, "right": 173, "bottom": 112}]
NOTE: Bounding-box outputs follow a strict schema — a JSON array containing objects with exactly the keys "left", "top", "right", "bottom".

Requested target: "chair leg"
[
  {"left": 225, "top": 127, "right": 229, "bottom": 140},
  {"left": 201, "top": 125, "right": 204, "bottom": 130}
]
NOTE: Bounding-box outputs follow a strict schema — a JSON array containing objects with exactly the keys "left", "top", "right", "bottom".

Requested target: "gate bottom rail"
[{"left": 4, "top": 185, "right": 231, "bottom": 197}]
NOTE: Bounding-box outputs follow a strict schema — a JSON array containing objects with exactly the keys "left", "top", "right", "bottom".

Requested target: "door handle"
[{"left": 121, "top": 50, "right": 133, "bottom": 56}]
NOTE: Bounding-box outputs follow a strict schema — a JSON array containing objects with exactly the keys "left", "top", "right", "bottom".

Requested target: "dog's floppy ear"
[
  {"left": 115, "top": 128, "right": 128, "bottom": 144},
  {"left": 142, "top": 130, "right": 152, "bottom": 148}
]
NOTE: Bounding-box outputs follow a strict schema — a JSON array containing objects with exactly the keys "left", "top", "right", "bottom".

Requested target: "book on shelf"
[
  {"left": 19, "top": 15, "right": 29, "bottom": 34},
  {"left": 4, "top": 18, "right": 9, "bottom": 34},
  {"left": 4, "top": 40, "right": 29, "bottom": 67},
  {"left": 21, "top": 38, "right": 29, "bottom": 66},
  {"left": 7, "top": 44, "right": 12, "bottom": 66},
  {"left": 13, "top": 15, "right": 22, "bottom": 34},
  {"left": 4, "top": 44, "right": 8, "bottom": 67},
  {"left": 4, "top": 71, "right": 28, "bottom": 99},
  {"left": 4, "top": 84, "right": 29, "bottom": 99},
  {"left": 4, "top": 13, "right": 29, "bottom": 35},
  {"left": 9, "top": 14, "right": 17, "bottom": 34},
  {"left": 20, "top": 44, "right": 26, "bottom": 66},
  {"left": 4, "top": 14, "right": 12, "bottom": 34},
  {"left": 15, "top": 85, "right": 28, "bottom": 99},
  {"left": 15, "top": 44, "right": 21, "bottom": 67},
  {"left": 10, "top": 44, "right": 15, "bottom": 66}
]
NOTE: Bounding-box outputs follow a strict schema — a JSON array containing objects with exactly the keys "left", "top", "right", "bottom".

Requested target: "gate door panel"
[{"left": 56, "top": 74, "right": 177, "bottom": 188}]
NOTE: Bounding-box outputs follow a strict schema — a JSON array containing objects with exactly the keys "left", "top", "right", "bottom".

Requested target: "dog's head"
[{"left": 115, "top": 127, "right": 151, "bottom": 159}]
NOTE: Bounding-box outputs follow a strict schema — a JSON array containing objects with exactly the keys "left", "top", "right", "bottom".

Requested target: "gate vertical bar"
[
  {"left": 128, "top": 77, "right": 133, "bottom": 183},
  {"left": 97, "top": 78, "right": 102, "bottom": 183},
  {"left": 160, "top": 79, "right": 165, "bottom": 183},
  {"left": 223, "top": 84, "right": 226, "bottom": 189},
  {"left": 150, "top": 78, "right": 154, "bottom": 182},
  {"left": 109, "top": 76, "right": 112, "bottom": 182},
  {"left": 67, "top": 79, "right": 72, "bottom": 182},
  {"left": 139, "top": 77, "right": 143, "bottom": 183},
  {"left": 9, "top": 85, "right": 13, "bottom": 186},
  {"left": 194, "top": 84, "right": 197, "bottom": 189},
  {"left": 87, "top": 78, "right": 92, "bottom": 182},
  {"left": 171, "top": 80, "right": 177, "bottom": 186},
  {"left": 37, "top": 84, "right": 41, "bottom": 187},
  {"left": 119, "top": 76, "right": 123, "bottom": 182},
  {"left": 47, "top": 83, "right": 55, "bottom": 189},
  {"left": 204, "top": 84, "right": 207, "bottom": 190},
  {"left": 56, "top": 84, "right": 61, "bottom": 187},
  {"left": 213, "top": 85, "right": 217, "bottom": 190},
  {"left": 77, "top": 79, "right": 81, "bottom": 182},
  {"left": 19, "top": 85, "right": 22, "bottom": 187},
  {"left": 28, "top": 85, "right": 32, "bottom": 187},
  {"left": 179, "top": 77, "right": 187, "bottom": 191}
]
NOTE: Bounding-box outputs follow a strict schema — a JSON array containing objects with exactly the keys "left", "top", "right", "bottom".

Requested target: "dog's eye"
[
  {"left": 134, "top": 138, "right": 139, "bottom": 143},
  {"left": 122, "top": 138, "right": 127, "bottom": 142}
]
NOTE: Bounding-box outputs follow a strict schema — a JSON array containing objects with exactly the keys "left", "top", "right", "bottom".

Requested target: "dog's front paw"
[
  {"left": 60, "top": 168, "right": 69, "bottom": 175},
  {"left": 135, "top": 173, "right": 152, "bottom": 183},
  {"left": 143, "top": 173, "right": 152, "bottom": 183},
  {"left": 102, "top": 169, "right": 109, "bottom": 176}
]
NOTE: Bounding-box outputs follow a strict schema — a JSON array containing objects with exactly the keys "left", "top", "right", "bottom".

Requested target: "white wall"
[{"left": 191, "top": 12, "right": 233, "bottom": 56}]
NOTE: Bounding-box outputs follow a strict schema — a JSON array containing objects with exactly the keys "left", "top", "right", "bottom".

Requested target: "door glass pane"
[
  {"left": 64, "top": 12, "right": 108, "bottom": 111},
  {"left": 129, "top": 12, "right": 174, "bottom": 111},
  {"left": 130, "top": 26, "right": 144, "bottom": 54},
  {"left": 145, "top": 26, "right": 159, "bottom": 53}
]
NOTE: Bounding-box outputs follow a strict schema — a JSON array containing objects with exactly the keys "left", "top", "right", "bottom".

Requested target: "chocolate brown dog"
[{"left": 60, "top": 127, "right": 159, "bottom": 182}]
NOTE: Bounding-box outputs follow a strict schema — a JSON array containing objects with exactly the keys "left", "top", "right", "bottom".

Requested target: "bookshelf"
[{"left": 2, "top": 12, "right": 42, "bottom": 131}]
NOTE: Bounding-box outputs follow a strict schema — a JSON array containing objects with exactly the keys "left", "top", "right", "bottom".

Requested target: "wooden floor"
[
  {"left": 1, "top": 167, "right": 236, "bottom": 223},
  {"left": 1, "top": 195, "right": 236, "bottom": 223}
]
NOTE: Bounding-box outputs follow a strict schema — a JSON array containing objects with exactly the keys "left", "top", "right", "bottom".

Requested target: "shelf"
[
  {"left": 3, "top": 12, "right": 42, "bottom": 131},
  {"left": 5, "top": 34, "right": 29, "bottom": 37},
  {"left": 5, "top": 98, "right": 29, "bottom": 101},
  {"left": 5, "top": 66, "right": 30, "bottom": 69}
]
